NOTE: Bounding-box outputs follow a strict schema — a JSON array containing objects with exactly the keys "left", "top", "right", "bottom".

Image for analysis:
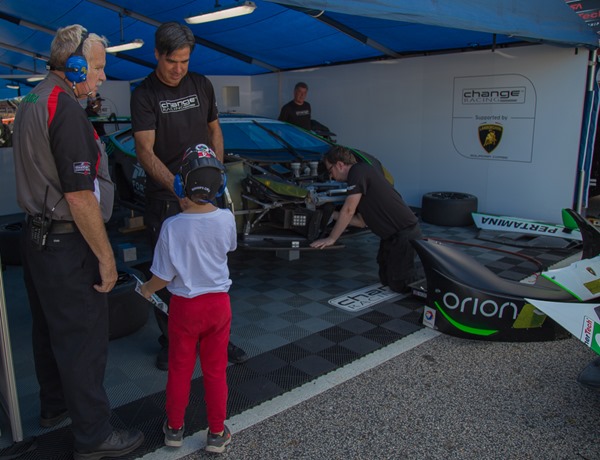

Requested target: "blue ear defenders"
[
  {"left": 218, "top": 173, "right": 227, "bottom": 197},
  {"left": 174, "top": 173, "right": 186, "bottom": 199},
  {"left": 65, "top": 31, "right": 89, "bottom": 83}
]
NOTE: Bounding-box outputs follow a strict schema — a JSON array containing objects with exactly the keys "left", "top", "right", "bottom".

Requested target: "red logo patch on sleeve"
[{"left": 73, "top": 161, "right": 92, "bottom": 175}]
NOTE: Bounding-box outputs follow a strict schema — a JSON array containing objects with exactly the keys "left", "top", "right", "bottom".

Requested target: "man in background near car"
[
  {"left": 13, "top": 24, "right": 144, "bottom": 459},
  {"left": 278, "top": 82, "right": 311, "bottom": 130},
  {"left": 310, "top": 146, "right": 423, "bottom": 293},
  {"left": 131, "top": 21, "right": 248, "bottom": 371}
]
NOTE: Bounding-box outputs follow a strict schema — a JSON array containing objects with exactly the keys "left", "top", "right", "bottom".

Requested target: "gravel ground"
[{"left": 174, "top": 333, "right": 600, "bottom": 460}]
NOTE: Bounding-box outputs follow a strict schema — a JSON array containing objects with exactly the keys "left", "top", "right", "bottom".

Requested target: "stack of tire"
[{"left": 421, "top": 192, "right": 478, "bottom": 227}]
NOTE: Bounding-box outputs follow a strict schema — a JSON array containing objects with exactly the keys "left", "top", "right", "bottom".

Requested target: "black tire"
[
  {"left": 108, "top": 266, "right": 150, "bottom": 340},
  {"left": 0, "top": 220, "right": 24, "bottom": 266},
  {"left": 421, "top": 192, "right": 478, "bottom": 227},
  {"left": 0, "top": 221, "right": 148, "bottom": 338}
]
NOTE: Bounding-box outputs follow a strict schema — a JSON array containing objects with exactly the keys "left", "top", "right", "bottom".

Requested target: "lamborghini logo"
[{"left": 478, "top": 123, "right": 503, "bottom": 153}]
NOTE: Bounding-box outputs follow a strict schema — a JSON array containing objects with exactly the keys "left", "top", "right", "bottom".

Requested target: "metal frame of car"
[{"left": 106, "top": 114, "right": 390, "bottom": 251}]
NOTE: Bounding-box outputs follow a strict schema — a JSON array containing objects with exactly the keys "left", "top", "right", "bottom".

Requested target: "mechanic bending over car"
[
  {"left": 12, "top": 24, "right": 144, "bottom": 459},
  {"left": 311, "top": 146, "right": 423, "bottom": 293},
  {"left": 278, "top": 81, "right": 312, "bottom": 130},
  {"left": 130, "top": 21, "right": 248, "bottom": 370}
]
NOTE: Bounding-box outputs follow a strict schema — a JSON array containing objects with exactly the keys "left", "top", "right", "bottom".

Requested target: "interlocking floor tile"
[
  {"left": 291, "top": 355, "right": 339, "bottom": 377},
  {"left": 339, "top": 335, "right": 381, "bottom": 355},
  {"left": 294, "top": 335, "right": 337, "bottom": 354},
  {"left": 244, "top": 353, "right": 288, "bottom": 374},
  {"left": 338, "top": 318, "right": 378, "bottom": 334},
  {"left": 0, "top": 214, "right": 585, "bottom": 458}
]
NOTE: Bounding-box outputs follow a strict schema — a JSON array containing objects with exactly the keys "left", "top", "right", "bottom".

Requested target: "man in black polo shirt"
[
  {"left": 311, "top": 146, "right": 422, "bottom": 293},
  {"left": 131, "top": 22, "right": 248, "bottom": 370},
  {"left": 278, "top": 82, "right": 311, "bottom": 130}
]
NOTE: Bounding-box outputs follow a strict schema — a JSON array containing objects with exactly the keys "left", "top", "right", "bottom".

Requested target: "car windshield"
[{"left": 221, "top": 119, "right": 331, "bottom": 154}]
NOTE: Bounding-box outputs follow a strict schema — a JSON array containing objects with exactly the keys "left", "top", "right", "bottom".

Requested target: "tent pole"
[{"left": 575, "top": 48, "right": 598, "bottom": 214}]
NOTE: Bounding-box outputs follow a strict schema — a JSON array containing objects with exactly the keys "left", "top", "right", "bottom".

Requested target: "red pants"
[{"left": 166, "top": 292, "right": 231, "bottom": 433}]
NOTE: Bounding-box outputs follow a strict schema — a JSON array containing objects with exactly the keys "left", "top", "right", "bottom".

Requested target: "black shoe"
[
  {"left": 156, "top": 346, "right": 169, "bottom": 371},
  {"left": 578, "top": 357, "right": 600, "bottom": 390},
  {"left": 40, "top": 409, "right": 69, "bottom": 428},
  {"left": 227, "top": 342, "right": 248, "bottom": 364},
  {"left": 74, "top": 429, "right": 144, "bottom": 460}
]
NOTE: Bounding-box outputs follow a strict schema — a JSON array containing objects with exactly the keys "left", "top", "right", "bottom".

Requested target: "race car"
[
  {"left": 106, "top": 113, "right": 393, "bottom": 251},
  {"left": 413, "top": 209, "right": 596, "bottom": 342}
]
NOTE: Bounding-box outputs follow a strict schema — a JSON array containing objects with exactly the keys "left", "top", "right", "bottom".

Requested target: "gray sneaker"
[
  {"left": 206, "top": 425, "right": 232, "bottom": 453},
  {"left": 163, "top": 420, "right": 184, "bottom": 447}
]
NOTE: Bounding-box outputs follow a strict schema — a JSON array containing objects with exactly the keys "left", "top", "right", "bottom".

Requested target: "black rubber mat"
[
  {"left": 0, "top": 215, "right": 584, "bottom": 459},
  {"left": 0, "top": 297, "right": 424, "bottom": 459}
]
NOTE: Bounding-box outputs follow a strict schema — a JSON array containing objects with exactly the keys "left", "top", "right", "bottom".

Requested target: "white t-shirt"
[{"left": 150, "top": 209, "right": 237, "bottom": 298}]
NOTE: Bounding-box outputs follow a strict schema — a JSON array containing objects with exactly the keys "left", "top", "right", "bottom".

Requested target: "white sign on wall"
[{"left": 452, "top": 74, "right": 537, "bottom": 162}]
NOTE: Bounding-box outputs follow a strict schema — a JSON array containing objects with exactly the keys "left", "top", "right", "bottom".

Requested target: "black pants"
[
  {"left": 145, "top": 197, "right": 182, "bottom": 347},
  {"left": 377, "top": 224, "right": 423, "bottom": 292},
  {"left": 21, "top": 220, "right": 112, "bottom": 450}
]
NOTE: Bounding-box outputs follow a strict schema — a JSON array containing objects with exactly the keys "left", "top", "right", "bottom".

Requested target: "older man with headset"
[{"left": 13, "top": 24, "right": 144, "bottom": 460}]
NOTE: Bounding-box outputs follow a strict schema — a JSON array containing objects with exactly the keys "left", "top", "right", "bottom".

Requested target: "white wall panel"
[{"left": 246, "top": 45, "right": 589, "bottom": 223}]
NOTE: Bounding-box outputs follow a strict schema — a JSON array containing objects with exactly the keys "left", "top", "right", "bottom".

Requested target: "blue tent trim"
[
  {"left": 0, "top": 0, "right": 597, "bottom": 89},
  {"left": 269, "top": 0, "right": 600, "bottom": 49}
]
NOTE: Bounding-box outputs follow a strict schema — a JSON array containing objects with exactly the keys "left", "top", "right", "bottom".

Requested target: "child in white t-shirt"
[{"left": 140, "top": 144, "right": 236, "bottom": 454}]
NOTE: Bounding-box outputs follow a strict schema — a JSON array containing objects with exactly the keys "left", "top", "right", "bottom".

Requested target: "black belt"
[
  {"left": 50, "top": 220, "right": 78, "bottom": 234},
  {"left": 26, "top": 216, "right": 78, "bottom": 234}
]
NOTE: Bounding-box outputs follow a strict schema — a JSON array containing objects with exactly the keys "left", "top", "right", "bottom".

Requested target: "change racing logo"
[
  {"left": 329, "top": 284, "right": 401, "bottom": 312},
  {"left": 462, "top": 87, "right": 526, "bottom": 104},
  {"left": 160, "top": 95, "right": 200, "bottom": 113}
]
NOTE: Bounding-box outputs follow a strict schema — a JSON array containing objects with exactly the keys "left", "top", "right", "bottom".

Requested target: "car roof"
[{"left": 219, "top": 113, "right": 282, "bottom": 123}]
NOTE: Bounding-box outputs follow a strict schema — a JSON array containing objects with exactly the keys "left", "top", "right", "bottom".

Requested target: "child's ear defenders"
[{"left": 174, "top": 173, "right": 186, "bottom": 199}]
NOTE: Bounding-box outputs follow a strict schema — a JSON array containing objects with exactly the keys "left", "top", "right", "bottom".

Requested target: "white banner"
[{"left": 452, "top": 74, "right": 537, "bottom": 162}]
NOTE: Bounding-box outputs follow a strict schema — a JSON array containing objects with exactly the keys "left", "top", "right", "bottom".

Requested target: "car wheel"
[
  {"left": 108, "top": 266, "right": 150, "bottom": 340},
  {"left": 0, "top": 220, "right": 24, "bottom": 266},
  {"left": 421, "top": 191, "right": 478, "bottom": 227}
]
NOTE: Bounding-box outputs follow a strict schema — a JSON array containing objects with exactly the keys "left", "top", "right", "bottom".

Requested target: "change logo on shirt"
[
  {"left": 73, "top": 161, "right": 92, "bottom": 175},
  {"left": 160, "top": 95, "right": 200, "bottom": 113}
]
